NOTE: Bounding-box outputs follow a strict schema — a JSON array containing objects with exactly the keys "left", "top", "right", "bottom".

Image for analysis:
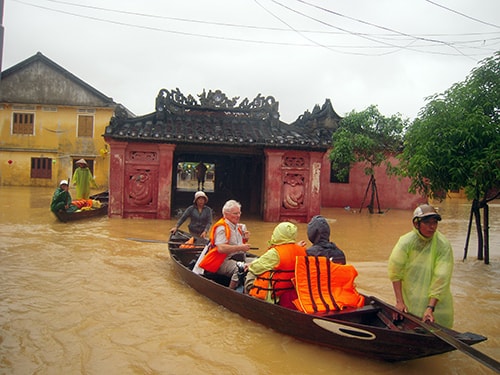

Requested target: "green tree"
[
  {"left": 398, "top": 52, "right": 500, "bottom": 264},
  {"left": 330, "top": 105, "right": 407, "bottom": 213}
]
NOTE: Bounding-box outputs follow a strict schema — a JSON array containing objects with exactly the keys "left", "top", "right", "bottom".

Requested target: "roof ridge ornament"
[
  {"left": 198, "top": 89, "right": 239, "bottom": 108},
  {"left": 155, "top": 88, "right": 279, "bottom": 122}
]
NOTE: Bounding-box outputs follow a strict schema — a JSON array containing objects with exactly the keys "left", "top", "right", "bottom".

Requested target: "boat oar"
[
  {"left": 401, "top": 311, "right": 500, "bottom": 373},
  {"left": 173, "top": 230, "right": 192, "bottom": 240},
  {"left": 126, "top": 237, "right": 258, "bottom": 249},
  {"left": 127, "top": 238, "right": 169, "bottom": 244}
]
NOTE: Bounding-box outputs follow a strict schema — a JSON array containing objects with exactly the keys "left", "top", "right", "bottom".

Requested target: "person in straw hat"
[
  {"left": 170, "top": 191, "right": 213, "bottom": 238},
  {"left": 72, "top": 159, "right": 98, "bottom": 199}
]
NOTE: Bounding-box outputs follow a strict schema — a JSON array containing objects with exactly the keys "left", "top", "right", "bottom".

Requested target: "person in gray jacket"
[
  {"left": 306, "top": 215, "right": 346, "bottom": 264},
  {"left": 170, "top": 191, "right": 212, "bottom": 238}
]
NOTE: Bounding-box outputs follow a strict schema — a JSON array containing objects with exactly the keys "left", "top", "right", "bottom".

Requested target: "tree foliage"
[
  {"left": 399, "top": 52, "right": 500, "bottom": 200},
  {"left": 330, "top": 105, "right": 407, "bottom": 212},
  {"left": 397, "top": 51, "right": 500, "bottom": 263}
]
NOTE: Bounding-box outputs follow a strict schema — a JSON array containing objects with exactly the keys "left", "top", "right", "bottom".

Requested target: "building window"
[
  {"left": 13, "top": 112, "right": 35, "bottom": 135},
  {"left": 330, "top": 161, "right": 350, "bottom": 183},
  {"left": 78, "top": 115, "right": 94, "bottom": 137},
  {"left": 31, "top": 157, "right": 52, "bottom": 179}
]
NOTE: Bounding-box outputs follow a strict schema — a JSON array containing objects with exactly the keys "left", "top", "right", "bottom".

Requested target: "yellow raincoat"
[
  {"left": 388, "top": 228, "right": 454, "bottom": 328},
  {"left": 72, "top": 167, "right": 97, "bottom": 199}
]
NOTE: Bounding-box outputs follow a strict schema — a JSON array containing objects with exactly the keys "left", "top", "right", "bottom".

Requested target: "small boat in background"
[{"left": 53, "top": 191, "right": 109, "bottom": 223}]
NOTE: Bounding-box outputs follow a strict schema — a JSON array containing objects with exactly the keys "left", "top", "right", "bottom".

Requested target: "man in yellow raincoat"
[{"left": 388, "top": 204, "right": 454, "bottom": 328}]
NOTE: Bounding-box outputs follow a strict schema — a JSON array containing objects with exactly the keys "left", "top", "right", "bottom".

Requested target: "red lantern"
[{"left": 7, "top": 160, "right": 12, "bottom": 164}]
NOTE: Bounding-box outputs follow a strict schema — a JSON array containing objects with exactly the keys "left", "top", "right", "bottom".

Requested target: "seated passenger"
[
  {"left": 198, "top": 200, "right": 251, "bottom": 289},
  {"left": 306, "top": 215, "right": 346, "bottom": 264},
  {"left": 245, "top": 222, "right": 306, "bottom": 309},
  {"left": 292, "top": 215, "right": 363, "bottom": 314},
  {"left": 50, "top": 180, "right": 77, "bottom": 213},
  {"left": 294, "top": 256, "right": 365, "bottom": 314}
]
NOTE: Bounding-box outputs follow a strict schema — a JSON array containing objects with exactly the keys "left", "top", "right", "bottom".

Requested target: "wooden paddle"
[
  {"left": 400, "top": 310, "right": 500, "bottom": 373},
  {"left": 126, "top": 237, "right": 259, "bottom": 250},
  {"left": 127, "top": 238, "right": 169, "bottom": 244}
]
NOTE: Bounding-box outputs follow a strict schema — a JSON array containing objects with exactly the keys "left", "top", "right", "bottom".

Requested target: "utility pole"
[{"left": 0, "top": 0, "right": 4, "bottom": 79}]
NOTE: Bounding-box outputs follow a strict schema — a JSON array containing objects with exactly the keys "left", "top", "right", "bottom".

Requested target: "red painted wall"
[
  {"left": 106, "top": 139, "right": 175, "bottom": 219},
  {"left": 320, "top": 153, "right": 425, "bottom": 211},
  {"left": 263, "top": 149, "right": 325, "bottom": 223},
  {"left": 106, "top": 139, "right": 424, "bottom": 220}
]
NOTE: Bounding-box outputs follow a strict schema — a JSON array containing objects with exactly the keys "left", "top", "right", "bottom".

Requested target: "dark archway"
[{"left": 171, "top": 148, "right": 263, "bottom": 218}]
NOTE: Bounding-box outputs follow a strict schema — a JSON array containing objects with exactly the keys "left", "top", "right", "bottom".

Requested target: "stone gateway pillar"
[{"left": 263, "top": 149, "right": 325, "bottom": 223}]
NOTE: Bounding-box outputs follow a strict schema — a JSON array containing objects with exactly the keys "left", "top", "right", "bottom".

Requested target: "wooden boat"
[
  {"left": 53, "top": 191, "right": 109, "bottom": 223},
  {"left": 168, "top": 240, "right": 492, "bottom": 364},
  {"left": 168, "top": 229, "right": 208, "bottom": 265}
]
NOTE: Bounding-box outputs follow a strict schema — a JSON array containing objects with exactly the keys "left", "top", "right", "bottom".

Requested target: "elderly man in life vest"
[
  {"left": 198, "top": 200, "right": 252, "bottom": 289},
  {"left": 245, "top": 222, "right": 307, "bottom": 309}
]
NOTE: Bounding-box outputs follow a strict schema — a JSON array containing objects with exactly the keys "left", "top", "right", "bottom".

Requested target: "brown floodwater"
[{"left": 0, "top": 186, "right": 499, "bottom": 374}]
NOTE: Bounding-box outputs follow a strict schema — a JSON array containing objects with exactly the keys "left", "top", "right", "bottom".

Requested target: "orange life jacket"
[
  {"left": 71, "top": 199, "right": 93, "bottom": 209},
  {"left": 179, "top": 237, "right": 195, "bottom": 249},
  {"left": 249, "top": 243, "right": 306, "bottom": 302},
  {"left": 294, "top": 256, "right": 365, "bottom": 314},
  {"left": 199, "top": 218, "right": 243, "bottom": 273}
]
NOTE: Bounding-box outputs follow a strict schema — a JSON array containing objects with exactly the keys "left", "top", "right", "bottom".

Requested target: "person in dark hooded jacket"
[{"left": 306, "top": 215, "right": 346, "bottom": 264}]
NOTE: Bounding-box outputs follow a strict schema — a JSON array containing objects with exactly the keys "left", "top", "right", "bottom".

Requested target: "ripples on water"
[{"left": 0, "top": 187, "right": 499, "bottom": 374}]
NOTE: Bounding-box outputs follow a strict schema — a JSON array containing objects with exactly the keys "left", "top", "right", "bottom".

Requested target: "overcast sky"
[{"left": 3, "top": 0, "right": 499, "bottom": 123}]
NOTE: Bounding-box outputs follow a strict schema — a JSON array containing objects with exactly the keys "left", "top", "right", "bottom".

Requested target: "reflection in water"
[{"left": 0, "top": 187, "right": 499, "bottom": 374}]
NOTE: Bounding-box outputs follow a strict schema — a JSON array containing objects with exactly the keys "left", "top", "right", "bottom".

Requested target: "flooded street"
[{"left": 0, "top": 186, "right": 499, "bottom": 374}]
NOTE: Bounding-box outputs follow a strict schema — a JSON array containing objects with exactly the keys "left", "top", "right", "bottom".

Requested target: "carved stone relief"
[
  {"left": 128, "top": 170, "right": 153, "bottom": 206},
  {"left": 282, "top": 173, "right": 305, "bottom": 210},
  {"left": 129, "top": 151, "right": 158, "bottom": 162}
]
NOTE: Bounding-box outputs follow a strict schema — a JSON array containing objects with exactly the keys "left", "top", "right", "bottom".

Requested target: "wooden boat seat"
[
  {"left": 203, "top": 271, "right": 231, "bottom": 287},
  {"left": 322, "top": 304, "right": 381, "bottom": 318}
]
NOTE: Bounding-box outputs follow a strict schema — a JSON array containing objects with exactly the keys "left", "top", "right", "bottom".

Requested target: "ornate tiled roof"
[{"left": 105, "top": 88, "right": 341, "bottom": 150}]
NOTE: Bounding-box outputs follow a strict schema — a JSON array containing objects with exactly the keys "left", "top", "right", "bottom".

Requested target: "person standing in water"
[
  {"left": 195, "top": 162, "right": 207, "bottom": 191},
  {"left": 170, "top": 191, "right": 213, "bottom": 238},
  {"left": 72, "top": 159, "right": 98, "bottom": 199},
  {"left": 388, "top": 204, "right": 454, "bottom": 328}
]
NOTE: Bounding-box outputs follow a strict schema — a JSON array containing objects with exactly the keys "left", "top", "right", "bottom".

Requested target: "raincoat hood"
[
  {"left": 306, "top": 215, "right": 346, "bottom": 264},
  {"left": 307, "top": 215, "right": 330, "bottom": 244},
  {"left": 268, "top": 222, "right": 297, "bottom": 246}
]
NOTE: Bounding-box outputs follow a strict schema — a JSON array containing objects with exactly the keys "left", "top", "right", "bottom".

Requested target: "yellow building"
[{"left": 0, "top": 52, "right": 122, "bottom": 188}]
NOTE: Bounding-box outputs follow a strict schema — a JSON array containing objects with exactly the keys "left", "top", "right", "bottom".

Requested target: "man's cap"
[{"left": 412, "top": 204, "right": 442, "bottom": 221}]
